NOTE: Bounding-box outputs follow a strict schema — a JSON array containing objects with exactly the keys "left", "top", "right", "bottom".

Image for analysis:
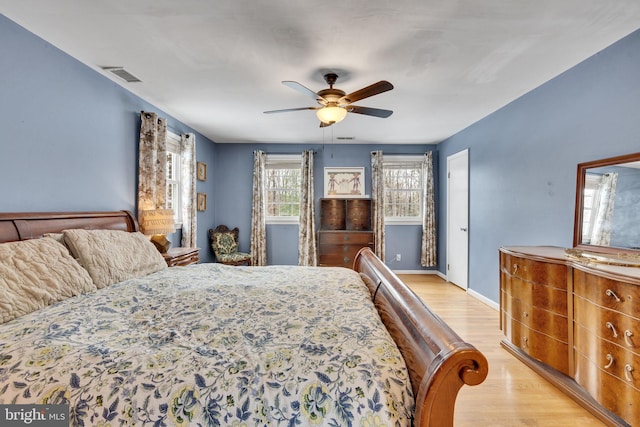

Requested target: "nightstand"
[{"left": 162, "top": 247, "right": 199, "bottom": 267}]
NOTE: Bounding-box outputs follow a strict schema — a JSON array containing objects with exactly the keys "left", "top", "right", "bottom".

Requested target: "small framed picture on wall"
[
  {"left": 197, "top": 162, "right": 207, "bottom": 181},
  {"left": 197, "top": 193, "right": 207, "bottom": 211},
  {"left": 324, "top": 167, "right": 365, "bottom": 198}
]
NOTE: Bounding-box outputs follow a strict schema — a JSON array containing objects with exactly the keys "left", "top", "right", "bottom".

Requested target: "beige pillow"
[
  {"left": 0, "top": 237, "right": 96, "bottom": 323},
  {"left": 63, "top": 229, "right": 167, "bottom": 288}
]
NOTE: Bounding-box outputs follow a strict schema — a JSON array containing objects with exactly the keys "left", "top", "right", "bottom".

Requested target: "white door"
[{"left": 447, "top": 149, "right": 469, "bottom": 290}]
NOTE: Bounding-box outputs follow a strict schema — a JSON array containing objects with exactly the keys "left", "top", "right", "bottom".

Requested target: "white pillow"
[
  {"left": 0, "top": 237, "right": 96, "bottom": 323},
  {"left": 63, "top": 229, "right": 167, "bottom": 288}
]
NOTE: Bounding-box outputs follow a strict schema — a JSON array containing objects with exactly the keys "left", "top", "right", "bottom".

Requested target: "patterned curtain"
[
  {"left": 138, "top": 111, "right": 167, "bottom": 218},
  {"left": 421, "top": 151, "right": 437, "bottom": 267},
  {"left": 589, "top": 172, "right": 618, "bottom": 246},
  {"left": 180, "top": 133, "right": 197, "bottom": 247},
  {"left": 371, "top": 151, "right": 385, "bottom": 261},
  {"left": 298, "top": 150, "right": 317, "bottom": 266},
  {"left": 250, "top": 150, "right": 267, "bottom": 266}
]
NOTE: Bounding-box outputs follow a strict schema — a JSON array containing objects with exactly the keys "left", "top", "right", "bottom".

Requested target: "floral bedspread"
[{"left": 0, "top": 264, "right": 414, "bottom": 426}]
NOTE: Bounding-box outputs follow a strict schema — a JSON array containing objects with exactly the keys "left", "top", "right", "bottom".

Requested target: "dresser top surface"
[{"left": 501, "top": 245, "right": 640, "bottom": 282}]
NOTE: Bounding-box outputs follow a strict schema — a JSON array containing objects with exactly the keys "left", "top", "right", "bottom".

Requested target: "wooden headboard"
[{"left": 0, "top": 211, "right": 138, "bottom": 243}]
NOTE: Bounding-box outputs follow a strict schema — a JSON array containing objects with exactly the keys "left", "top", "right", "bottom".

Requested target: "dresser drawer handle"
[
  {"left": 605, "top": 322, "right": 618, "bottom": 338},
  {"left": 521, "top": 337, "right": 528, "bottom": 349},
  {"left": 605, "top": 288, "right": 621, "bottom": 302},
  {"left": 604, "top": 353, "right": 614, "bottom": 369},
  {"left": 625, "top": 330, "right": 634, "bottom": 347},
  {"left": 625, "top": 364, "right": 634, "bottom": 382},
  {"left": 512, "top": 264, "right": 519, "bottom": 275},
  {"left": 522, "top": 311, "right": 528, "bottom": 318}
]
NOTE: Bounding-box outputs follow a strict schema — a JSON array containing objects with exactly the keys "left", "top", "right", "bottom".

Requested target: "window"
[
  {"left": 383, "top": 155, "right": 424, "bottom": 224},
  {"left": 166, "top": 131, "right": 182, "bottom": 226},
  {"left": 265, "top": 154, "right": 302, "bottom": 224},
  {"left": 581, "top": 173, "right": 602, "bottom": 243}
]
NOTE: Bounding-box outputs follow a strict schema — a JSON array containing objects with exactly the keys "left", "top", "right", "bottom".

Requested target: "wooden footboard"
[{"left": 354, "top": 247, "right": 488, "bottom": 427}]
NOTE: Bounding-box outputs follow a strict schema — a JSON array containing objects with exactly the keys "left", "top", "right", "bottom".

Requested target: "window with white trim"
[
  {"left": 383, "top": 155, "right": 424, "bottom": 224},
  {"left": 581, "top": 173, "right": 602, "bottom": 242},
  {"left": 265, "top": 154, "right": 302, "bottom": 224},
  {"left": 166, "top": 132, "right": 183, "bottom": 226}
]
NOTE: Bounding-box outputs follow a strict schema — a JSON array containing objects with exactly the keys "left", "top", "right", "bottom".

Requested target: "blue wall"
[
  {"left": 213, "top": 143, "right": 437, "bottom": 268},
  {"left": 0, "top": 15, "right": 217, "bottom": 259},
  {"left": 438, "top": 28, "right": 640, "bottom": 302},
  {"left": 3, "top": 13, "right": 640, "bottom": 302}
]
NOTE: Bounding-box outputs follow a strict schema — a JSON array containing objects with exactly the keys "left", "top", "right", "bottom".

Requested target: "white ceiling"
[{"left": 2, "top": 1, "right": 640, "bottom": 145}]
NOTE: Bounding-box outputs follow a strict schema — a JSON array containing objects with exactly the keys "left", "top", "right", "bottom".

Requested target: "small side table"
[{"left": 163, "top": 247, "right": 199, "bottom": 267}]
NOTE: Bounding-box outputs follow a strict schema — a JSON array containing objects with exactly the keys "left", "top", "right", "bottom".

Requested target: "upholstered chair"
[{"left": 208, "top": 225, "right": 252, "bottom": 266}]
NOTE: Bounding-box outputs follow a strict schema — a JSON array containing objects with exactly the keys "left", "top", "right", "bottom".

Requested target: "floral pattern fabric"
[
  {"left": 421, "top": 151, "right": 437, "bottom": 267},
  {"left": 212, "top": 232, "right": 238, "bottom": 255},
  {"left": 298, "top": 150, "right": 317, "bottom": 266},
  {"left": 250, "top": 150, "right": 267, "bottom": 266},
  {"left": 0, "top": 264, "right": 414, "bottom": 426}
]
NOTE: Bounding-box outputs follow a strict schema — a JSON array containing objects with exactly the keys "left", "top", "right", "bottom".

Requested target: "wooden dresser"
[
  {"left": 318, "top": 198, "right": 374, "bottom": 268},
  {"left": 500, "top": 246, "right": 640, "bottom": 426}
]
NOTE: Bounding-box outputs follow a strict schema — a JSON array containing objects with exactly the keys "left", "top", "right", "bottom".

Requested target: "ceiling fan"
[{"left": 264, "top": 73, "right": 394, "bottom": 127}]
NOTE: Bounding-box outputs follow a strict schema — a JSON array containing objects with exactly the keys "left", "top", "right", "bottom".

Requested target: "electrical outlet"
[{"left": 395, "top": 254, "right": 401, "bottom": 261}]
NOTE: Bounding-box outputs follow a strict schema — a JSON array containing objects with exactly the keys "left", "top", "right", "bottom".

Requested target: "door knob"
[{"left": 460, "top": 227, "right": 467, "bottom": 232}]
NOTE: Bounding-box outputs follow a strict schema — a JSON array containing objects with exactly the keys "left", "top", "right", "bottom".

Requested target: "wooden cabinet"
[
  {"left": 500, "top": 247, "right": 570, "bottom": 375},
  {"left": 500, "top": 246, "right": 640, "bottom": 427},
  {"left": 318, "top": 198, "right": 374, "bottom": 268},
  {"left": 163, "top": 247, "right": 199, "bottom": 267},
  {"left": 573, "top": 266, "right": 640, "bottom": 426}
]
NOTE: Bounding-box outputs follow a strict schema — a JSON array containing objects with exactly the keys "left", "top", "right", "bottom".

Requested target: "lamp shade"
[
  {"left": 316, "top": 106, "right": 347, "bottom": 124},
  {"left": 140, "top": 209, "right": 176, "bottom": 236}
]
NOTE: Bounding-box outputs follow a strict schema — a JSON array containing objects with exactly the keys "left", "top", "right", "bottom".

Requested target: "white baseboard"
[
  {"left": 467, "top": 288, "right": 499, "bottom": 311},
  {"left": 392, "top": 269, "right": 440, "bottom": 275},
  {"left": 392, "top": 270, "right": 499, "bottom": 311}
]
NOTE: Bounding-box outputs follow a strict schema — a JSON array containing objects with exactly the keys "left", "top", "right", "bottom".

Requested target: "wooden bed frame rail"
[{"left": 354, "top": 247, "right": 489, "bottom": 427}]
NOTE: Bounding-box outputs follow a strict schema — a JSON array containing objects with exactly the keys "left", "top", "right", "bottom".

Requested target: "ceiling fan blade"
[
  {"left": 339, "top": 80, "right": 393, "bottom": 105},
  {"left": 282, "top": 81, "right": 326, "bottom": 103},
  {"left": 263, "top": 107, "right": 318, "bottom": 114},
  {"left": 347, "top": 105, "right": 393, "bottom": 118}
]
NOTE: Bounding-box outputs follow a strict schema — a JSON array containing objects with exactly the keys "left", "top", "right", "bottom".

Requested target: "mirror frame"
[{"left": 573, "top": 151, "right": 640, "bottom": 255}]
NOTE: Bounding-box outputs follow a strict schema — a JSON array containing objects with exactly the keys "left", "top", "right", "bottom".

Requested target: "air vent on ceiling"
[
  {"left": 336, "top": 136, "right": 355, "bottom": 140},
  {"left": 102, "top": 67, "right": 142, "bottom": 83}
]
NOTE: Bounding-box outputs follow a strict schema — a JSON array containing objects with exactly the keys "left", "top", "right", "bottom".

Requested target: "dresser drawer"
[
  {"left": 574, "top": 269, "right": 640, "bottom": 319},
  {"left": 574, "top": 296, "right": 639, "bottom": 353},
  {"left": 318, "top": 231, "right": 374, "bottom": 245},
  {"left": 574, "top": 341, "right": 640, "bottom": 426},
  {"left": 575, "top": 323, "right": 640, "bottom": 385},
  {"left": 318, "top": 231, "right": 374, "bottom": 268},
  {"left": 318, "top": 247, "right": 372, "bottom": 268},
  {"left": 501, "top": 274, "right": 568, "bottom": 316},
  {"left": 503, "top": 292, "right": 568, "bottom": 342},
  {"left": 503, "top": 315, "right": 569, "bottom": 375},
  {"left": 501, "top": 252, "right": 567, "bottom": 289}
]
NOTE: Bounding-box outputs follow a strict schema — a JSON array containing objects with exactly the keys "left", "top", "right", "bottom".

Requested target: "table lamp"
[{"left": 140, "top": 209, "right": 176, "bottom": 253}]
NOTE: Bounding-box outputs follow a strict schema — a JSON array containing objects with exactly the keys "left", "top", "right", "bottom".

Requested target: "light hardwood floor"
[{"left": 399, "top": 274, "right": 606, "bottom": 427}]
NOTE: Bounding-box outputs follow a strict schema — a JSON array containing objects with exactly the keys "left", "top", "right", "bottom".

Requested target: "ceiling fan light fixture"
[{"left": 316, "top": 105, "right": 347, "bottom": 124}]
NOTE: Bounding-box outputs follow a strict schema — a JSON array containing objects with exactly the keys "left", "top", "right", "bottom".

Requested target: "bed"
[{"left": 0, "top": 210, "right": 488, "bottom": 426}]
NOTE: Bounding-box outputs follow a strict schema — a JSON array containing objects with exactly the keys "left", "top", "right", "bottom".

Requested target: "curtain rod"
[
  {"left": 372, "top": 152, "right": 431, "bottom": 155},
  {"left": 265, "top": 151, "right": 316, "bottom": 155}
]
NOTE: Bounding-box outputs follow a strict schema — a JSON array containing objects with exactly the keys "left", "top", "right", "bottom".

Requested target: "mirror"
[{"left": 574, "top": 152, "right": 640, "bottom": 255}]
